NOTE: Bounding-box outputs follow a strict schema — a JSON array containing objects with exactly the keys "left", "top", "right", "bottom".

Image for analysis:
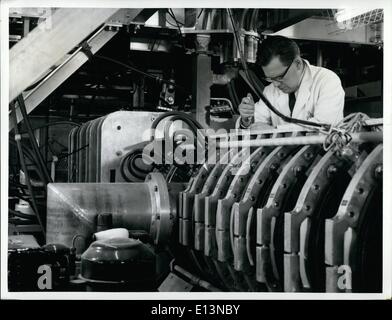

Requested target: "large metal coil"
[{"left": 175, "top": 130, "right": 383, "bottom": 292}]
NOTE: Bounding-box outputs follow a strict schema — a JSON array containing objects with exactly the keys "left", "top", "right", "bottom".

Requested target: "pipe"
[
  {"left": 218, "top": 131, "right": 383, "bottom": 149},
  {"left": 173, "top": 265, "right": 222, "bottom": 292},
  {"left": 46, "top": 173, "right": 175, "bottom": 251}
]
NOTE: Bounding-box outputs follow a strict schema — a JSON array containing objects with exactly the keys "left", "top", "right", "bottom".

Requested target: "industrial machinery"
[{"left": 6, "top": 8, "right": 384, "bottom": 293}]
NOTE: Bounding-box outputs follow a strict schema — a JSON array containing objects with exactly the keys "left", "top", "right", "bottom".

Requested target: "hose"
[{"left": 150, "top": 111, "right": 205, "bottom": 142}]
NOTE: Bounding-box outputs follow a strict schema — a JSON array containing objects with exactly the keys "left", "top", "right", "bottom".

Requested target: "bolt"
[
  {"left": 327, "top": 165, "right": 338, "bottom": 176},
  {"left": 313, "top": 184, "right": 319, "bottom": 191},
  {"left": 305, "top": 205, "right": 311, "bottom": 211},
  {"left": 374, "top": 164, "right": 383, "bottom": 179},
  {"left": 250, "top": 196, "right": 256, "bottom": 202},
  {"left": 274, "top": 201, "right": 279, "bottom": 207},
  {"left": 294, "top": 166, "right": 303, "bottom": 176},
  {"left": 305, "top": 152, "right": 313, "bottom": 159},
  {"left": 154, "top": 186, "right": 158, "bottom": 192},
  {"left": 282, "top": 183, "right": 287, "bottom": 189},
  {"left": 348, "top": 211, "right": 355, "bottom": 218},
  {"left": 257, "top": 179, "right": 263, "bottom": 184}
]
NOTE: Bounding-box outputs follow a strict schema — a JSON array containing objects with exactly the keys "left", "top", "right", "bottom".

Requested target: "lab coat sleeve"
[
  {"left": 308, "top": 71, "right": 345, "bottom": 126},
  {"left": 254, "top": 87, "right": 273, "bottom": 125},
  {"left": 235, "top": 87, "right": 273, "bottom": 128}
]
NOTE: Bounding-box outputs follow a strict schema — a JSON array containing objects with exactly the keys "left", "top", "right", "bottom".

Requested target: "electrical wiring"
[
  {"left": 226, "top": 9, "right": 331, "bottom": 131},
  {"left": 9, "top": 139, "right": 46, "bottom": 183},
  {"left": 10, "top": 102, "right": 46, "bottom": 237},
  {"left": 94, "top": 54, "right": 186, "bottom": 92},
  {"left": 197, "top": 8, "right": 205, "bottom": 20},
  {"left": 17, "top": 94, "right": 52, "bottom": 183},
  {"left": 9, "top": 208, "right": 37, "bottom": 221},
  {"left": 9, "top": 218, "right": 38, "bottom": 225},
  {"left": 167, "top": 9, "right": 186, "bottom": 51},
  {"left": 150, "top": 111, "right": 205, "bottom": 145},
  {"left": 168, "top": 9, "right": 185, "bottom": 26},
  {"left": 19, "top": 121, "right": 81, "bottom": 134}
]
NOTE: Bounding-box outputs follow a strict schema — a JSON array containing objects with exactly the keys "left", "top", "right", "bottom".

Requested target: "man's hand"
[{"left": 239, "top": 93, "right": 255, "bottom": 127}]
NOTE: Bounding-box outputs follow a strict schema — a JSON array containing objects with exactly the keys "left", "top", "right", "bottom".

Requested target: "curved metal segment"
[
  {"left": 179, "top": 164, "right": 213, "bottom": 246},
  {"left": 193, "top": 149, "right": 235, "bottom": 251},
  {"left": 215, "top": 146, "right": 269, "bottom": 262},
  {"left": 324, "top": 144, "right": 383, "bottom": 292},
  {"left": 283, "top": 148, "right": 357, "bottom": 292},
  {"left": 232, "top": 145, "right": 300, "bottom": 273},
  {"left": 254, "top": 145, "right": 322, "bottom": 290},
  {"left": 204, "top": 147, "right": 255, "bottom": 258}
]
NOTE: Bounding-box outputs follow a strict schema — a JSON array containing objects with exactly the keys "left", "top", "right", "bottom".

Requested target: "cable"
[
  {"left": 9, "top": 139, "right": 46, "bottom": 183},
  {"left": 226, "top": 9, "right": 330, "bottom": 131},
  {"left": 150, "top": 112, "right": 205, "bottom": 147},
  {"left": 94, "top": 55, "right": 186, "bottom": 92},
  {"left": 168, "top": 9, "right": 186, "bottom": 50},
  {"left": 17, "top": 94, "right": 52, "bottom": 183},
  {"left": 197, "top": 8, "right": 204, "bottom": 20},
  {"left": 9, "top": 208, "right": 37, "bottom": 221},
  {"left": 20, "top": 121, "right": 81, "bottom": 134},
  {"left": 168, "top": 9, "right": 185, "bottom": 26},
  {"left": 10, "top": 102, "right": 46, "bottom": 237},
  {"left": 120, "top": 142, "right": 154, "bottom": 182},
  {"left": 150, "top": 111, "right": 204, "bottom": 133}
]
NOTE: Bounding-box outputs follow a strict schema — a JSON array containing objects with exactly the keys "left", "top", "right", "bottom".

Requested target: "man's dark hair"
[{"left": 258, "top": 35, "right": 300, "bottom": 67}]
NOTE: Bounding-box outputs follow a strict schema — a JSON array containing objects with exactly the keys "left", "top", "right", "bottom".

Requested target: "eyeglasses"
[{"left": 262, "top": 60, "right": 293, "bottom": 83}]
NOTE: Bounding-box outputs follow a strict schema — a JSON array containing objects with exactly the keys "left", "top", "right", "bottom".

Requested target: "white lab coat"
[{"left": 239, "top": 59, "right": 345, "bottom": 128}]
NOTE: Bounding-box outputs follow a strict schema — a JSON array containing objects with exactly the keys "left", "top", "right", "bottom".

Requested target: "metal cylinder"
[{"left": 46, "top": 173, "right": 175, "bottom": 252}]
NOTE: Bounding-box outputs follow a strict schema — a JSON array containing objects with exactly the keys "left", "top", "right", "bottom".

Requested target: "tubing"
[{"left": 218, "top": 131, "right": 382, "bottom": 149}]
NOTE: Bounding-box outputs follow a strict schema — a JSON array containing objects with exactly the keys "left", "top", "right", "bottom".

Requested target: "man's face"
[{"left": 261, "top": 56, "right": 303, "bottom": 93}]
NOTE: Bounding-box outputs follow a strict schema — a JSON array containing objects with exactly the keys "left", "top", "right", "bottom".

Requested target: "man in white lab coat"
[{"left": 238, "top": 36, "right": 345, "bottom": 129}]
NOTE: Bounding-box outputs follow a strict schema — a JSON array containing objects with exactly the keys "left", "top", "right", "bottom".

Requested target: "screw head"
[{"left": 327, "top": 165, "right": 338, "bottom": 175}]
